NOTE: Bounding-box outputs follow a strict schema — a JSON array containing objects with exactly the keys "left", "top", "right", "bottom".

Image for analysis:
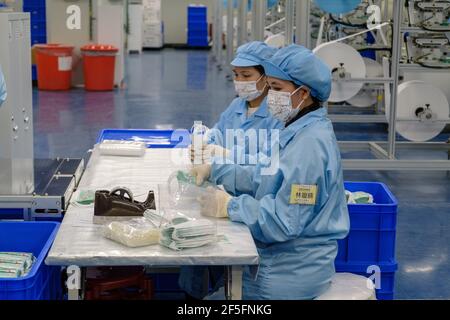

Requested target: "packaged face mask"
[
  {"left": 345, "top": 191, "right": 374, "bottom": 204},
  {"left": 0, "top": 252, "right": 35, "bottom": 272},
  {"left": 75, "top": 190, "right": 95, "bottom": 205},
  {"left": 159, "top": 218, "right": 217, "bottom": 251}
]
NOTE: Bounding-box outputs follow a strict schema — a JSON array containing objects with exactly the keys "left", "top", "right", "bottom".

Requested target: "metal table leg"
[
  {"left": 225, "top": 266, "right": 243, "bottom": 300},
  {"left": 67, "top": 266, "right": 85, "bottom": 300}
]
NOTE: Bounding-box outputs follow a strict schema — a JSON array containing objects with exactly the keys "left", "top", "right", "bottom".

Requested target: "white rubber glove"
[
  {"left": 190, "top": 144, "right": 230, "bottom": 164},
  {"left": 189, "top": 164, "right": 212, "bottom": 186},
  {"left": 198, "top": 187, "right": 232, "bottom": 218}
]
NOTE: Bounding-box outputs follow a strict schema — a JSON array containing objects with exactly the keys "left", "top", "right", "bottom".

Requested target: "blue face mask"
[{"left": 0, "top": 66, "right": 6, "bottom": 106}]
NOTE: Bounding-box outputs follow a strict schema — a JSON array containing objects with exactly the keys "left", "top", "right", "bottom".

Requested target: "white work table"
[{"left": 46, "top": 147, "right": 259, "bottom": 300}]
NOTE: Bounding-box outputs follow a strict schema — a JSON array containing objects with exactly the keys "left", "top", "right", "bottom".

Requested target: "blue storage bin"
[
  {"left": 97, "top": 129, "right": 191, "bottom": 148},
  {"left": 23, "top": 6, "right": 46, "bottom": 22},
  {"left": 188, "top": 36, "right": 209, "bottom": 47},
  {"left": 188, "top": 21, "right": 208, "bottom": 31},
  {"left": 335, "top": 260, "right": 398, "bottom": 300},
  {"left": 23, "top": 0, "right": 46, "bottom": 7},
  {"left": 0, "top": 209, "right": 25, "bottom": 220},
  {"left": 188, "top": 6, "right": 208, "bottom": 22},
  {"left": 31, "top": 35, "right": 47, "bottom": 46},
  {"left": 336, "top": 182, "right": 398, "bottom": 264},
  {"left": 30, "top": 21, "right": 47, "bottom": 36},
  {"left": 32, "top": 65, "right": 37, "bottom": 81},
  {"left": 0, "top": 221, "right": 62, "bottom": 300},
  {"left": 188, "top": 30, "right": 208, "bottom": 41}
]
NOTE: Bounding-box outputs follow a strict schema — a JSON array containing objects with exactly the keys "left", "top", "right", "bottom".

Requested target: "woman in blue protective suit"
[
  {"left": 180, "top": 42, "right": 282, "bottom": 301},
  {"left": 191, "top": 45, "right": 350, "bottom": 300},
  {"left": 191, "top": 41, "right": 283, "bottom": 165}
]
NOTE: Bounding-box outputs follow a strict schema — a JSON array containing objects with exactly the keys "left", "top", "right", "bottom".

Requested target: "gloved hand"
[
  {"left": 198, "top": 187, "right": 232, "bottom": 218},
  {"left": 189, "top": 164, "right": 212, "bottom": 186},
  {"left": 190, "top": 144, "right": 230, "bottom": 164}
]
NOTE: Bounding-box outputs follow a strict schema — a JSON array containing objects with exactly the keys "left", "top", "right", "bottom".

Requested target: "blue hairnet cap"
[
  {"left": 262, "top": 44, "right": 332, "bottom": 102},
  {"left": 231, "top": 41, "right": 277, "bottom": 67}
]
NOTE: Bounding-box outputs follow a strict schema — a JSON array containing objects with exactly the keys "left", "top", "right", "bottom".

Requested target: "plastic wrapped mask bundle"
[
  {"left": 0, "top": 252, "right": 36, "bottom": 278},
  {"left": 98, "top": 140, "right": 146, "bottom": 157},
  {"left": 102, "top": 218, "right": 161, "bottom": 248},
  {"left": 159, "top": 217, "right": 217, "bottom": 251},
  {"left": 346, "top": 191, "right": 374, "bottom": 204}
]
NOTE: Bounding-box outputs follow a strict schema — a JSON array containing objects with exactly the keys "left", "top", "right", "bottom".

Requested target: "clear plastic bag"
[
  {"left": 166, "top": 170, "right": 219, "bottom": 209},
  {"left": 102, "top": 218, "right": 160, "bottom": 248}
]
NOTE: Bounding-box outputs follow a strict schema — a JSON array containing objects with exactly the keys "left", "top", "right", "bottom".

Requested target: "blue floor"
[{"left": 33, "top": 49, "right": 450, "bottom": 299}]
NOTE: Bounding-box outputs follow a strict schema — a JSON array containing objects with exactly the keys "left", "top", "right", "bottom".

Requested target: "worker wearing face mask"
[
  {"left": 180, "top": 42, "right": 282, "bottom": 301},
  {"left": 0, "top": 65, "right": 6, "bottom": 107},
  {"left": 191, "top": 45, "right": 350, "bottom": 300},
  {"left": 191, "top": 41, "right": 283, "bottom": 165}
]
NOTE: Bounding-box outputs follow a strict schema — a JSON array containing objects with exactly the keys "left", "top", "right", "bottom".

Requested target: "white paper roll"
[
  {"left": 386, "top": 81, "right": 449, "bottom": 142},
  {"left": 347, "top": 58, "right": 383, "bottom": 107},
  {"left": 313, "top": 42, "right": 366, "bottom": 102}
]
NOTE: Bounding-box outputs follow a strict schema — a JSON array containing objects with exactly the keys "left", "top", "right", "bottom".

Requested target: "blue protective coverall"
[{"left": 211, "top": 107, "right": 350, "bottom": 299}]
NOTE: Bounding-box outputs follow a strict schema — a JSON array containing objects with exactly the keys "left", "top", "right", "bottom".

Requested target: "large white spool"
[
  {"left": 386, "top": 81, "right": 449, "bottom": 142},
  {"left": 313, "top": 42, "right": 366, "bottom": 103},
  {"left": 265, "top": 33, "right": 286, "bottom": 49},
  {"left": 346, "top": 58, "right": 383, "bottom": 107}
]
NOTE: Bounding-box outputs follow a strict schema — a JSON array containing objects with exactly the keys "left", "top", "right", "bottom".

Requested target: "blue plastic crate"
[
  {"left": 23, "top": 0, "right": 46, "bottom": 7},
  {"left": 32, "top": 65, "right": 37, "bottom": 81},
  {"left": 30, "top": 21, "right": 47, "bottom": 36},
  {"left": 31, "top": 35, "right": 47, "bottom": 46},
  {"left": 335, "top": 260, "right": 398, "bottom": 300},
  {"left": 0, "top": 209, "right": 25, "bottom": 220},
  {"left": 23, "top": 6, "right": 46, "bottom": 22},
  {"left": 23, "top": 0, "right": 46, "bottom": 8},
  {"left": 337, "top": 182, "right": 398, "bottom": 264},
  {"left": 188, "top": 30, "right": 208, "bottom": 38},
  {"left": 97, "top": 129, "right": 191, "bottom": 149},
  {"left": 188, "top": 36, "right": 209, "bottom": 47},
  {"left": 188, "top": 21, "right": 208, "bottom": 31},
  {"left": 0, "top": 221, "right": 62, "bottom": 300}
]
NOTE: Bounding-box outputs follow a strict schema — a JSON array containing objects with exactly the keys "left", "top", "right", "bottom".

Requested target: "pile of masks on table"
[
  {"left": 345, "top": 191, "right": 375, "bottom": 204},
  {"left": 102, "top": 211, "right": 217, "bottom": 251},
  {"left": 0, "top": 252, "right": 36, "bottom": 278},
  {"left": 101, "top": 170, "right": 219, "bottom": 251}
]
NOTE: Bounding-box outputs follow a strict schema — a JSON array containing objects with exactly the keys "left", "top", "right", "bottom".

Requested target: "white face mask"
[
  {"left": 267, "top": 87, "right": 307, "bottom": 123},
  {"left": 234, "top": 75, "right": 266, "bottom": 101}
]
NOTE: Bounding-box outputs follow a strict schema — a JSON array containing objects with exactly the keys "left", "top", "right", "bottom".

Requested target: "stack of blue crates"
[
  {"left": 23, "top": 0, "right": 47, "bottom": 81},
  {"left": 187, "top": 5, "right": 209, "bottom": 47},
  {"left": 336, "top": 182, "right": 399, "bottom": 300}
]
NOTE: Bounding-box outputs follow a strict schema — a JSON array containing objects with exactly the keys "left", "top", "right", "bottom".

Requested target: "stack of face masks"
[
  {"left": 159, "top": 217, "right": 217, "bottom": 251},
  {"left": 0, "top": 252, "right": 36, "bottom": 278},
  {"left": 345, "top": 191, "right": 374, "bottom": 204}
]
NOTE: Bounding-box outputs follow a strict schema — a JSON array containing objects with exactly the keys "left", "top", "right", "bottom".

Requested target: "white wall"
[{"left": 161, "top": 0, "right": 213, "bottom": 44}]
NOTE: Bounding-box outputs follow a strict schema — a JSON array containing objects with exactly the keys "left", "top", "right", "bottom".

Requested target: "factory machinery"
[
  {"left": 212, "top": 0, "right": 450, "bottom": 171},
  {"left": 0, "top": 12, "right": 84, "bottom": 220}
]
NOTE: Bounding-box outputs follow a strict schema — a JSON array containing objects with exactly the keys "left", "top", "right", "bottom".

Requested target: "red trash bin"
[
  {"left": 35, "top": 44, "right": 74, "bottom": 91},
  {"left": 81, "top": 44, "right": 118, "bottom": 91}
]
